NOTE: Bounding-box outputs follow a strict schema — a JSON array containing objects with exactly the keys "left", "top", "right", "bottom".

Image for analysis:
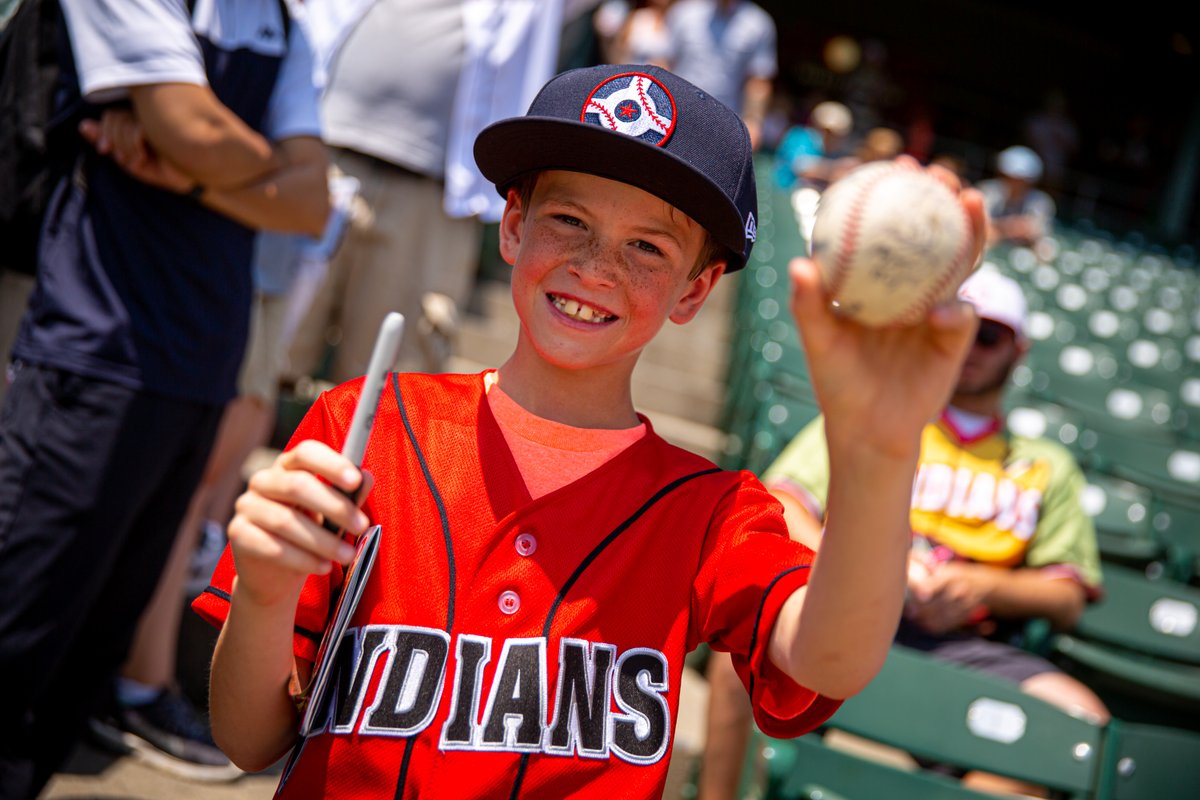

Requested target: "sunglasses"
[{"left": 975, "top": 320, "right": 1015, "bottom": 349}]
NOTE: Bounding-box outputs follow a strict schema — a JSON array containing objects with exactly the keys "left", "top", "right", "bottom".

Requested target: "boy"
[{"left": 194, "top": 64, "right": 984, "bottom": 798}]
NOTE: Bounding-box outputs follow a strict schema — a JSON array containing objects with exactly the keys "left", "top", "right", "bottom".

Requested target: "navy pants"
[{"left": 0, "top": 363, "right": 221, "bottom": 799}]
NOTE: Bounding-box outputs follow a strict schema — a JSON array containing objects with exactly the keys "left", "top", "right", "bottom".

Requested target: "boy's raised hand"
[
  {"left": 790, "top": 164, "right": 987, "bottom": 461},
  {"left": 227, "top": 440, "right": 373, "bottom": 609}
]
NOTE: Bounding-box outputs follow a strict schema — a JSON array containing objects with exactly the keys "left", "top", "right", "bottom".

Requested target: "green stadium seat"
[
  {"left": 748, "top": 646, "right": 1107, "bottom": 800},
  {"left": 1006, "top": 399, "right": 1092, "bottom": 463},
  {"left": 1087, "top": 433, "right": 1200, "bottom": 507},
  {"left": 752, "top": 732, "right": 1001, "bottom": 800},
  {"left": 1099, "top": 718, "right": 1200, "bottom": 800},
  {"left": 1123, "top": 337, "right": 1188, "bottom": 394},
  {"left": 1037, "top": 563, "right": 1200, "bottom": 716},
  {"left": 1150, "top": 497, "right": 1200, "bottom": 583},
  {"left": 1084, "top": 308, "right": 1139, "bottom": 346},
  {"left": 1091, "top": 385, "right": 1183, "bottom": 444},
  {"left": 1141, "top": 306, "right": 1190, "bottom": 339},
  {"left": 1079, "top": 472, "right": 1159, "bottom": 567}
]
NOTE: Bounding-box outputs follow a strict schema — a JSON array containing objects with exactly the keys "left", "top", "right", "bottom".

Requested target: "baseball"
[{"left": 809, "top": 161, "right": 977, "bottom": 327}]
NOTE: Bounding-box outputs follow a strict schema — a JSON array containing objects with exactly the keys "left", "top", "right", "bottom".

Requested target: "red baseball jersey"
[{"left": 194, "top": 372, "right": 839, "bottom": 798}]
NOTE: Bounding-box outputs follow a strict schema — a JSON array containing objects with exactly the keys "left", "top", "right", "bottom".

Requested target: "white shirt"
[{"left": 60, "top": 0, "right": 321, "bottom": 141}]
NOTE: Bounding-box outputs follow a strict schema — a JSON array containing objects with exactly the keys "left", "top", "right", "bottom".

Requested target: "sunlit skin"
[{"left": 495, "top": 170, "right": 724, "bottom": 429}]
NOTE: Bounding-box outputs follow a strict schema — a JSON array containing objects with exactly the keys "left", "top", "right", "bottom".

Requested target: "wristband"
[{"left": 186, "top": 182, "right": 206, "bottom": 201}]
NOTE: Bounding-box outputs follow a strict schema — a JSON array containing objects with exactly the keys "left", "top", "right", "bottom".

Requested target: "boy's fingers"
[
  {"left": 234, "top": 491, "right": 358, "bottom": 565},
  {"left": 279, "top": 439, "right": 364, "bottom": 494},
  {"left": 228, "top": 514, "right": 337, "bottom": 577},
  {"left": 924, "top": 162, "right": 963, "bottom": 194},
  {"left": 927, "top": 300, "right": 979, "bottom": 358},
  {"left": 788, "top": 257, "right": 836, "bottom": 351},
  {"left": 959, "top": 188, "right": 988, "bottom": 265},
  {"left": 249, "top": 465, "right": 369, "bottom": 538}
]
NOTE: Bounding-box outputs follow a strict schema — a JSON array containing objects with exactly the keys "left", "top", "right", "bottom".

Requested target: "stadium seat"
[
  {"left": 1150, "top": 497, "right": 1200, "bottom": 583},
  {"left": 1088, "top": 433, "right": 1200, "bottom": 507},
  {"left": 1084, "top": 308, "right": 1139, "bottom": 346},
  {"left": 1099, "top": 718, "right": 1200, "bottom": 800},
  {"left": 1035, "top": 563, "right": 1200, "bottom": 715},
  {"left": 1006, "top": 399, "right": 1092, "bottom": 463},
  {"left": 1123, "top": 337, "right": 1188, "bottom": 394},
  {"left": 1092, "top": 384, "right": 1182, "bottom": 444},
  {"left": 745, "top": 645, "right": 1109, "bottom": 799},
  {"left": 1079, "top": 472, "right": 1159, "bottom": 568},
  {"left": 752, "top": 731, "right": 1002, "bottom": 800}
]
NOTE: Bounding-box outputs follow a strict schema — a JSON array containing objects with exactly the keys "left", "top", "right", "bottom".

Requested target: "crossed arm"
[{"left": 80, "top": 83, "right": 329, "bottom": 236}]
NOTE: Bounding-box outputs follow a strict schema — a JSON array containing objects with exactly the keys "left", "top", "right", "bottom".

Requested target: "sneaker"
[
  {"left": 88, "top": 688, "right": 242, "bottom": 782},
  {"left": 186, "top": 518, "right": 227, "bottom": 596}
]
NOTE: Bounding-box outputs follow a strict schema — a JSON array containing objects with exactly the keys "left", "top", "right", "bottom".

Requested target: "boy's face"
[{"left": 499, "top": 170, "right": 724, "bottom": 374}]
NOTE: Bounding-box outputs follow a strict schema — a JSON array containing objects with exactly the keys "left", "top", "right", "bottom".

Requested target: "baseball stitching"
[
  {"left": 893, "top": 196, "right": 976, "bottom": 326},
  {"left": 585, "top": 99, "right": 619, "bottom": 130},
  {"left": 635, "top": 77, "right": 670, "bottom": 134},
  {"left": 829, "top": 165, "right": 896, "bottom": 299}
]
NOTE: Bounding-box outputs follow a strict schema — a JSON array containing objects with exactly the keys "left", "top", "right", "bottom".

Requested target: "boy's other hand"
[
  {"left": 789, "top": 158, "right": 986, "bottom": 463},
  {"left": 791, "top": 254, "right": 978, "bottom": 462},
  {"left": 227, "top": 440, "right": 373, "bottom": 609}
]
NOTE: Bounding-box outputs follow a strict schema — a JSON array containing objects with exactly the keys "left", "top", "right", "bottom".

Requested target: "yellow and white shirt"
[{"left": 764, "top": 411, "right": 1102, "bottom": 595}]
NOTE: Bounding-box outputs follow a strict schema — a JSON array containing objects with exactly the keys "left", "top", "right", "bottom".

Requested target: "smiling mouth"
[{"left": 549, "top": 293, "right": 616, "bottom": 324}]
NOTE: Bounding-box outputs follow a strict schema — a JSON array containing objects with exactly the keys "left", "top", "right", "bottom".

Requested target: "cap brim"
[{"left": 475, "top": 117, "right": 745, "bottom": 268}]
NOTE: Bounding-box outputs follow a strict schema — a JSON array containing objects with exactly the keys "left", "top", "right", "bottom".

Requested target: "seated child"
[{"left": 194, "top": 63, "right": 985, "bottom": 799}]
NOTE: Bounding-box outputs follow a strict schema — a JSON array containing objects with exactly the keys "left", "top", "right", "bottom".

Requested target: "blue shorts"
[{"left": 894, "top": 618, "right": 1061, "bottom": 684}]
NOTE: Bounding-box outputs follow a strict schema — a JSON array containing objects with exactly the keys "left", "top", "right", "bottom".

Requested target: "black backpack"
[{"left": 0, "top": 0, "right": 80, "bottom": 276}]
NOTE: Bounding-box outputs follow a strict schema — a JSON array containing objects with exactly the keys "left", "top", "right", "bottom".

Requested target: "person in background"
[
  {"left": 699, "top": 269, "right": 1108, "bottom": 800},
  {"left": 854, "top": 126, "right": 904, "bottom": 164},
  {"left": 772, "top": 100, "right": 854, "bottom": 191},
  {"left": 0, "top": 1, "right": 327, "bottom": 796},
  {"left": 977, "top": 145, "right": 1056, "bottom": 246},
  {"left": 664, "top": 0, "right": 777, "bottom": 150},
  {"left": 286, "top": 0, "right": 564, "bottom": 387},
  {"left": 606, "top": 0, "right": 673, "bottom": 66}
]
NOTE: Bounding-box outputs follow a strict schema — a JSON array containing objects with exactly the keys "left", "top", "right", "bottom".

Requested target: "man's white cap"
[
  {"left": 996, "top": 145, "right": 1043, "bottom": 181},
  {"left": 958, "top": 268, "right": 1028, "bottom": 340},
  {"left": 811, "top": 101, "right": 853, "bottom": 136}
]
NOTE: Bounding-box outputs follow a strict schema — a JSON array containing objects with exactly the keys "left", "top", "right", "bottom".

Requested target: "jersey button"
[
  {"left": 498, "top": 590, "right": 521, "bottom": 615},
  {"left": 515, "top": 533, "right": 538, "bottom": 557}
]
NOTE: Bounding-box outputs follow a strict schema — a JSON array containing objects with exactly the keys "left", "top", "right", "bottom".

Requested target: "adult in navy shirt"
[{"left": 0, "top": 1, "right": 326, "bottom": 795}]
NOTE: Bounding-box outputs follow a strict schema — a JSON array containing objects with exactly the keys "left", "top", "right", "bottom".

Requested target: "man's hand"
[
  {"left": 905, "top": 561, "right": 994, "bottom": 634},
  {"left": 79, "top": 110, "right": 195, "bottom": 194}
]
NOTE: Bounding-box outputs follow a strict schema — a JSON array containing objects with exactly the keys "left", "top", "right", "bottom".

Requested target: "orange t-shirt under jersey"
[{"left": 483, "top": 371, "right": 646, "bottom": 499}]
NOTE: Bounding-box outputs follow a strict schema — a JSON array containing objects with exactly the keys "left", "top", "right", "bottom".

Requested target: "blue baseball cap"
[{"left": 474, "top": 63, "right": 758, "bottom": 271}]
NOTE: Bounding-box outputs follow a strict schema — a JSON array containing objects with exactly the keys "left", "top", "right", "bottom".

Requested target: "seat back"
[
  {"left": 753, "top": 732, "right": 1003, "bottom": 800},
  {"left": 1071, "top": 562, "right": 1200, "bottom": 665},
  {"left": 827, "top": 647, "right": 1105, "bottom": 797},
  {"left": 1099, "top": 719, "right": 1200, "bottom": 800}
]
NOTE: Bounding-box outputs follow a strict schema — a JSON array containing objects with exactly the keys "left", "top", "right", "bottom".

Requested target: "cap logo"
[
  {"left": 745, "top": 212, "right": 757, "bottom": 243},
  {"left": 581, "top": 72, "right": 676, "bottom": 147}
]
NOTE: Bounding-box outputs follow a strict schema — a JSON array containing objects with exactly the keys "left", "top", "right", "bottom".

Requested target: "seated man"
[
  {"left": 699, "top": 269, "right": 1108, "bottom": 799},
  {"left": 977, "top": 145, "right": 1056, "bottom": 246}
]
